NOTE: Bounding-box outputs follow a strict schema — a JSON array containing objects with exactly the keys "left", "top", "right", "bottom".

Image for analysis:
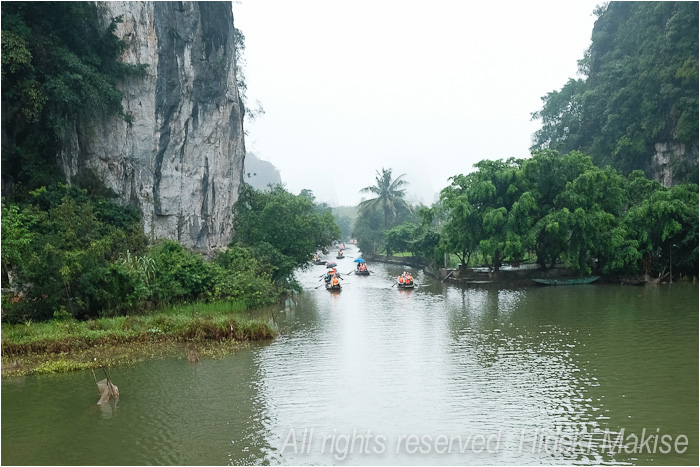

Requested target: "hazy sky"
[{"left": 232, "top": 1, "right": 600, "bottom": 206}]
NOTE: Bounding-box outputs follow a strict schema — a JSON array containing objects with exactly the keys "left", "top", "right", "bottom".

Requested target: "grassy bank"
[{"left": 1, "top": 301, "right": 277, "bottom": 377}]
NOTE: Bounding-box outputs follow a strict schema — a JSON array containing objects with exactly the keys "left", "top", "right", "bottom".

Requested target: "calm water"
[{"left": 2, "top": 245, "right": 698, "bottom": 465}]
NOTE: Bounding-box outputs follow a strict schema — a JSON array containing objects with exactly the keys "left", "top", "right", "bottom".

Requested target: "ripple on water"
[{"left": 1, "top": 258, "right": 697, "bottom": 465}]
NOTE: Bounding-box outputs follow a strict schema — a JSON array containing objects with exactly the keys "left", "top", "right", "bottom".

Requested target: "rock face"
[
  {"left": 61, "top": 2, "right": 245, "bottom": 250},
  {"left": 650, "top": 142, "right": 699, "bottom": 187}
]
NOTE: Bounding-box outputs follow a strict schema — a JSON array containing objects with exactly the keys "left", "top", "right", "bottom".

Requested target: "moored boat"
[{"left": 532, "top": 276, "right": 600, "bottom": 286}]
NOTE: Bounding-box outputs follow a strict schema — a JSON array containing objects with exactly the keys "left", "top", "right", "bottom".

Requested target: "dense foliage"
[
  {"left": 434, "top": 151, "right": 698, "bottom": 277},
  {"left": 359, "top": 168, "right": 412, "bottom": 228},
  {"left": 231, "top": 184, "right": 341, "bottom": 289},
  {"left": 531, "top": 2, "right": 698, "bottom": 183},
  {"left": 1, "top": 2, "right": 148, "bottom": 196},
  {"left": 353, "top": 168, "right": 415, "bottom": 255},
  {"left": 2, "top": 182, "right": 343, "bottom": 323},
  {"left": 0, "top": 184, "right": 287, "bottom": 323}
]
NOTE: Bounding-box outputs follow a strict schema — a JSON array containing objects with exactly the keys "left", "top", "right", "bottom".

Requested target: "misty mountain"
[{"left": 244, "top": 152, "right": 282, "bottom": 190}]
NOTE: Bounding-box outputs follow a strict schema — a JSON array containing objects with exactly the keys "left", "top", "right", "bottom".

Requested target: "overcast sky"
[{"left": 232, "top": 1, "right": 601, "bottom": 207}]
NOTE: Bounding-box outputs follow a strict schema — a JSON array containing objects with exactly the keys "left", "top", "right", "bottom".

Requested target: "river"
[{"left": 2, "top": 245, "right": 698, "bottom": 465}]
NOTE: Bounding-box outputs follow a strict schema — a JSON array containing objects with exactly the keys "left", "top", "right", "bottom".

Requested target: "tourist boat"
[
  {"left": 397, "top": 276, "right": 415, "bottom": 289},
  {"left": 355, "top": 269, "right": 370, "bottom": 276},
  {"left": 314, "top": 259, "right": 327, "bottom": 265},
  {"left": 336, "top": 251, "right": 345, "bottom": 259},
  {"left": 532, "top": 276, "right": 600, "bottom": 286}
]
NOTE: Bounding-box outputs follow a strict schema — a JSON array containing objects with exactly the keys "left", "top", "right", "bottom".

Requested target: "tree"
[
  {"left": 352, "top": 208, "right": 385, "bottom": 256},
  {"left": 439, "top": 180, "right": 481, "bottom": 268},
  {"left": 358, "top": 168, "right": 412, "bottom": 228},
  {"left": 622, "top": 183, "right": 699, "bottom": 277},
  {"left": 442, "top": 158, "right": 526, "bottom": 271},
  {"left": 531, "top": 2, "right": 699, "bottom": 183},
  {"left": 8, "top": 185, "right": 148, "bottom": 321},
  {"left": 2, "top": 3, "right": 149, "bottom": 198},
  {"left": 1, "top": 199, "right": 37, "bottom": 287},
  {"left": 231, "top": 185, "right": 340, "bottom": 286}
]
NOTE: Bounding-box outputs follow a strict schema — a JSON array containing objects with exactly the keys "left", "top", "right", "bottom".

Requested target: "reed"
[{"left": 1, "top": 302, "right": 276, "bottom": 376}]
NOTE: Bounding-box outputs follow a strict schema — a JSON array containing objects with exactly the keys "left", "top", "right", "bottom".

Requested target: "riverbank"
[
  {"left": 1, "top": 302, "right": 277, "bottom": 377},
  {"left": 424, "top": 264, "right": 696, "bottom": 287},
  {"left": 362, "top": 254, "right": 693, "bottom": 287},
  {"left": 362, "top": 253, "right": 426, "bottom": 269}
]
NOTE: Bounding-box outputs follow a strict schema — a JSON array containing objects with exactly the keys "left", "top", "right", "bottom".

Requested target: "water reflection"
[{"left": 2, "top": 246, "right": 697, "bottom": 465}]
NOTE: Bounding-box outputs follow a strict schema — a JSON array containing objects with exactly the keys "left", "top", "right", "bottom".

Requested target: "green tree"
[
  {"left": 333, "top": 213, "right": 353, "bottom": 241},
  {"left": 531, "top": 2, "right": 699, "bottom": 183},
  {"left": 442, "top": 159, "right": 526, "bottom": 271},
  {"left": 213, "top": 245, "right": 277, "bottom": 308},
  {"left": 1, "top": 199, "right": 37, "bottom": 287},
  {"left": 358, "top": 168, "right": 412, "bottom": 228},
  {"left": 439, "top": 178, "right": 481, "bottom": 268},
  {"left": 352, "top": 208, "right": 385, "bottom": 256},
  {"left": 2, "top": 2, "right": 148, "bottom": 197},
  {"left": 232, "top": 185, "right": 340, "bottom": 286},
  {"left": 9, "top": 187, "right": 148, "bottom": 321},
  {"left": 622, "top": 183, "right": 699, "bottom": 277}
]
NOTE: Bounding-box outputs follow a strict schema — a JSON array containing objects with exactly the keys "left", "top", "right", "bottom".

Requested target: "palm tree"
[{"left": 359, "top": 168, "right": 411, "bottom": 228}]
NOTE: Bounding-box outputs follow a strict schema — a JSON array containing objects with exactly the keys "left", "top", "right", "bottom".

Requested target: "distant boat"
[{"left": 533, "top": 276, "right": 600, "bottom": 286}]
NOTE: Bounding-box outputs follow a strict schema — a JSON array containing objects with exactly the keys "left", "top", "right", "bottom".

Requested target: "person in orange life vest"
[
  {"left": 332, "top": 275, "right": 339, "bottom": 286},
  {"left": 398, "top": 274, "right": 404, "bottom": 284}
]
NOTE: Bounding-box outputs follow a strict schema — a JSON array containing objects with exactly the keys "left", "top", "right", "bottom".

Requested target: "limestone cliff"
[
  {"left": 650, "top": 142, "right": 699, "bottom": 187},
  {"left": 61, "top": 1, "right": 245, "bottom": 250}
]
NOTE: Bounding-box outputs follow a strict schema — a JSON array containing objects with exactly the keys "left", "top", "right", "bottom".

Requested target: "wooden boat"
[
  {"left": 532, "top": 276, "right": 600, "bottom": 286},
  {"left": 336, "top": 255, "right": 344, "bottom": 259},
  {"left": 397, "top": 280, "right": 415, "bottom": 289},
  {"left": 326, "top": 282, "right": 341, "bottom": 291},
  {"left": 354, "top": 270, "right": 370, "bottom": 276},
  {"left": 314, "top": 259, "right": 327, "bottom": 265}
]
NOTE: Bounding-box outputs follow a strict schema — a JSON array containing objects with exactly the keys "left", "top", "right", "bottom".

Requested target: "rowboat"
[
  {"left": 355, "top": 270, "right": 370, "bottom": 276},
  {"left": 532, "top": 276, "right": 600, "bottom": 286},
  {"left": 326, "top": 282, "right": 341, "bottom": 291},
  {"left": 314, "top": 259, "right": 327, "bottom": 265}
]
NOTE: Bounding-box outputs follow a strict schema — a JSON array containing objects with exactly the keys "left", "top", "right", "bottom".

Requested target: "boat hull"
[
  {"left": 354, "top": 270, "right": 370, "bottom": 276},
  {"left": 532, "top": 276, "right": 600, "bottom": 286}
]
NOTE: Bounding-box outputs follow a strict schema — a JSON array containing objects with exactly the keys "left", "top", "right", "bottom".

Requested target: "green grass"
[
  {"left": 1, "top": 300, "right": 276, "bottom": 376},
  {"left": 159, "top": 300, "right": 248, "bottom": 316}
]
